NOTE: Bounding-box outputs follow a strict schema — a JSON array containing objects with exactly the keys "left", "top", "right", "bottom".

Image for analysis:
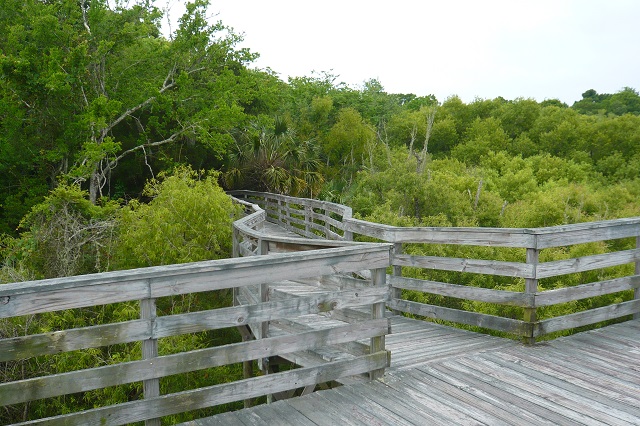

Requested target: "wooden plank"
[
  {"left": 236, "top": 404, "right": 300, "bottom": 426},
  {"left": 236, "top": 210, "right": 266, "bottom": 230},
  {"left": 535, "top": 275, "right": 640, "bottom": 306},
  {"left": 390, "top": 275, "right": 533, "bottom": 307},
  {"left": 376, "top": 372, "right": 491, "bottom": 425},
  {"left": 536, "top": 248, "right": 640, "bottom": 279},
  {"left": 285, "top": 392, "right": 365, "bottom": 426},
  {"left": 179, "top": 410, "right": 243, "bottom": 425},
  {"left": 388, "top": 298, "right": 530, "bottom": 336},
  {"left": 535, "top": 299, "right": 640, "bottom": 336},
  {"left": 535, "top": 220, "right": 640, "bottom": 249},
  {"left": 492, "top": 350, "right": 640, "bottom": 415},
  {"left": 393, "top": 254, "right": 533, "bottom": 278},
  {"left": 0, "top": 280, "right": 150, "bottom": 318},
  {"left": 0, "top": 319, "right": 150, "bottom": 362},
  {"left": 504, "top": 339, "right": 640, "bottom": 391},
  {"left": 390, "top": 337, "right": 513, "bottom": 370},
  {"left": 154, "top": 287, "right": 387, "bottom": 338},
  {"left": 424, "top": 361, "right": 592, "bottom": 425},
  {"left": 456, "top": 354, "right": 639, "bottom": 425},
  {"left": 314, "top": 390, "right": 395, "bottom": 425},
  {"left": 398, "top": 367, "right": 548, "bottom": 425},
  {"left": 140, "top": 298, "right": 160, "bottom": 426},
  {"left": 149, "top": 245, "right": 391, "bottom": 298},
  {"left": 344, "top": 218, "right": 536, "bottom": 247},
  {"left": 269, "top": 316, "right": 373, "bottom": 359},
  {"left": 524, "top": 247, "right": 539, "bottom": 345},
  {"left": 370, "top": 267, "right": 387, "bottom": 380},
  {"left": 27, "top": 352, "right": 388, "bottom": 425},
  {"left": 550, "top": 336, "right": 640, "bottom": 373},
  {"left": 389, "top": 369, "right": 531, "bottom": 426},
  {"left": 359, "top": 379, "right": 454, "bottom": 424},
  {"left": 330, "top": 385, "right": 415, "bottom": 425},
  {"left": 0, "top": 320, "right": 389, "bottom": 406},
  {"left": 259, "top": 401, "right": 317, "bottom": 426},
  {"left": 0, "top": 245, "right": 390, "bottom": 318}
]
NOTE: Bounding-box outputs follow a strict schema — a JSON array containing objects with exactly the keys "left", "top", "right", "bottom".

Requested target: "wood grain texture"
[
  {"left": 0, "top": 320, "right": 388, "bottom": 406},
  {"left": 388, "top": 299, "right": 530, "bottom": 336},
  {"left": 28, "top": 352, "right": 388, "bottom": 426},
  {"left": 393, "top": 253, "right": 533, "bottom": 278},
  {"left": 390, "top": 275, "right": 533, "bottom": 307}
]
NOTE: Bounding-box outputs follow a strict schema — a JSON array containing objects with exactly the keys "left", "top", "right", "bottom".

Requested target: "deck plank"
[{"left": 183, "top": 318, "right": 640, "bottom": 426}]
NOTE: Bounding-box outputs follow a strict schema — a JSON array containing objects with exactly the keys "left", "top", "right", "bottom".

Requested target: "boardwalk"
[
  {"left": 185, "top": 317, "right": 640, "bottom": 425},
  {"left": 186, "top": 204, "right": 640, "bottom": 426},
  {"left": 3, "top": 191, "right": 639, "bottom": 425}
]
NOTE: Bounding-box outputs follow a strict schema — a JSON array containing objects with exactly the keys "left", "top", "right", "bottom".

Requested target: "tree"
[
  {"left": 115, "top": 166, "right": 242, "bottom": 268},
  {"left": 224, "top": 117, "right": 324, "bottom": 197},
  {"left": 0, "top": 0, "right": 258, "bottom": 207},
  {"left": 11, "top": 185, "right": 119, "bottom": 279},
  {"left": 323, "top": 107, "right": 376, "bottom": 178}
]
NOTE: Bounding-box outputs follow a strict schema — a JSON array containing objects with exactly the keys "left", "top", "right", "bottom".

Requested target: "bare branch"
[{"left": 81, "top": 1, "right": 91, "bottom": 35}]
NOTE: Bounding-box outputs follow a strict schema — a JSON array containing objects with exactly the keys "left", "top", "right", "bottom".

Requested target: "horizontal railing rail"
[
  {"left": 231, "top": 191, "right": 640, "bottom": 342},
  {"left": 0, "top": 243, "right": 391, "bottom": 425}
]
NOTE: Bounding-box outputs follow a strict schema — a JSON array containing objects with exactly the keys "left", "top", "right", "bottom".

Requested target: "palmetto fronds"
[{"left": 224, "top": 117, "right": 324, "bottom": 197}]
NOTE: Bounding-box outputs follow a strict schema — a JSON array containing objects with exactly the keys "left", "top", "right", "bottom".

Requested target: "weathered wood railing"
[
  {"left": 229, "top": 193, "right": 389, "bottom": 385},
  {"left": 232, "top": 190, "right": 640, "bottom": 343},
  {"left": 0, "top": 244, "right": 391, "bottom": 425},
  {"left": 229, "top": 190, "right": 353, "bottom": 242}
]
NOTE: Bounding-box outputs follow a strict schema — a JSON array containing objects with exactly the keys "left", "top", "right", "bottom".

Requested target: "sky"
[{"left": 164, "top": 0, "right": 640, "bottom": 105}]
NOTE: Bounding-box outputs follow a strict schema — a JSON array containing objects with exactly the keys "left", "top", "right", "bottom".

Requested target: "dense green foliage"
[{"left": 2, "top": 0, "right": 640, "bottom": 422}]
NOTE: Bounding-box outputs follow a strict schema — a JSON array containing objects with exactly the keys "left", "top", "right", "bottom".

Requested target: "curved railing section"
[
  {"left": 231, "top": 190, "right": 640, "bottom": 342},
  {"left": 0, "top": 196, "right": 391, "bottom": 425}
]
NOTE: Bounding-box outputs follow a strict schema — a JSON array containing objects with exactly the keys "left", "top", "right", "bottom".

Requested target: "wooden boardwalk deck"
[
  {"left": 185, "top": 318, "right": 640, "bottom": 425},
  {"left": 203, "top": 216, "right": 640, "bottom": 425}
]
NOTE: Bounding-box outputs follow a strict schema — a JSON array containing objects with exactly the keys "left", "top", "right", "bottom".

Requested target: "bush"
[{"left": 114, "top": 166, "right": 242, "bottom": 269}]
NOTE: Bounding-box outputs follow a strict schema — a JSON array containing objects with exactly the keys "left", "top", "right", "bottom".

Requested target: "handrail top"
[
  {"left": 347, "top": 215, "right": 640, "bottom": 235},
  {"left": 231, "top": 190, "right": 640, "bottom": 236},
  {"left": 0, "top": 244, "right": 392, "bottom": 297},
  {"left": 231, "top": 191, "right": 640, "bottom": 249},
  {"left": 229, "top": 190, "right": 352, "bottom": 217}
]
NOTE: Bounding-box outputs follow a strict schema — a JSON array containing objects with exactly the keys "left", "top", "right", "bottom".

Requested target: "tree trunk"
[{"left": 89, "top": 167, "right": 100, "bottom": 204}]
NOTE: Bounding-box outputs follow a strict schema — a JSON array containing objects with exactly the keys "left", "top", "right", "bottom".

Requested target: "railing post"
[
  {"left": 257, "top": 237, "right": 272, "bottom": 402},
  {"left": 634, "top": 236, "right": 640, "bottom": 320},
  {"left": 343, "top": 210, "right": 353, "bottom": 241},
  {"left": 305, "top": 205, "right": 312, "bottom": 235},
  {"left": 524, "top": 247, "right": 539, "bottom": 345},
  {"left": 140, "top": 296, "right": 160, "bottom": 426},
  {"left": 370, "top": 267, "right": 388, "bottom": 380},
  {"left": 390, "top": 243, "right": 403, "bottom": 315},
  {"left": 232, "top": 227, "right": 240, "bottom": 306}
]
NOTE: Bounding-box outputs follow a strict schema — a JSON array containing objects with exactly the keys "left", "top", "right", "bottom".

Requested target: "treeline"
[{"left": 2, "top": 1, "right": 640, "bottom": 240}]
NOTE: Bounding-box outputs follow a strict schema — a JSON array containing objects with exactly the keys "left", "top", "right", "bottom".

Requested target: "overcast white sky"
[{"left": 165, "top": 0, "right": 640, "bottom": 105}]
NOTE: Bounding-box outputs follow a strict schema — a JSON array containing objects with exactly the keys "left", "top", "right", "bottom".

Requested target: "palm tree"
[{"left": 224, "top": 117, "right": 324, "bottom": 197}]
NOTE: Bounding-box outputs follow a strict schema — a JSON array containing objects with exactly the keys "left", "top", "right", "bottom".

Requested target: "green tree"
[
  {"left": 115, "top": 166, "right": 241, "bottom": 268},
  {"left": 224, "top": 117, "right": 324, "bottom": 197},
  {"left": 323, "top": 107, "right": 377, "bottom": 179},
  {"left": 0, "top": 0, "right": 257, "bottom": 209}
]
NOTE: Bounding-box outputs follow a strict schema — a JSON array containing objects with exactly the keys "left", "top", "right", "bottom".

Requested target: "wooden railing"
[
  {"left": 2, "top": 190, "right": 638, "bottom": 424},
  {"left": 0, "top": 242, "right": 391, "bottom": 424},
  {"left": 233, "top": 191, "right": 640, "bottom": 343},
  {"left": 229, "top": 190, "right": 353, "bottom": 242},
  {"left": 229, "top": 193, "right": 389, "bottom": 384}
]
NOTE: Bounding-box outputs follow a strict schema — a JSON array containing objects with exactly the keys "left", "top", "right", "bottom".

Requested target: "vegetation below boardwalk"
[{"left": 1, "top": 0, "right": 640, "bottom": 422}]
